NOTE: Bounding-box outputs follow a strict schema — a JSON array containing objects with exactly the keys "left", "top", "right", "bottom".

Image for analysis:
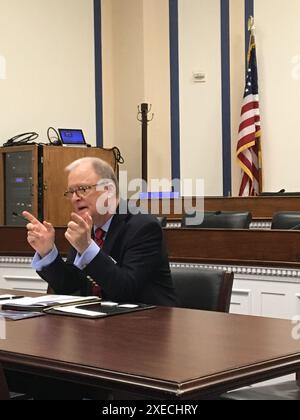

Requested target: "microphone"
[{"left": 289, "top": 223, "right": 300, "bottom": 230}]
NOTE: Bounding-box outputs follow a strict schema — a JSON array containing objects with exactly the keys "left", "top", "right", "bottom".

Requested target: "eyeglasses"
[{"left": 64, "top": 184, "right": 98, "bottom": 199}]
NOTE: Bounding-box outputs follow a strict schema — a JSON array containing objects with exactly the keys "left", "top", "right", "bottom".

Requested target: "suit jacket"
[{"left": 38, "top": 213, "right": 179, "bottom": 306}]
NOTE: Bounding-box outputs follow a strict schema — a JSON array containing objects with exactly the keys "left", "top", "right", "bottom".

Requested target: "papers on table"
[
  {"left": 53, "top": 306, "right": 107, "bottom": 317},
  {"left": 0, "top": 293, "right": 156, "bottom": 319},
  {"left": 0, "top": 294, "right": 16, "bottom": 300},
  {"left": 0, "top": 310, "right": 45, "bottom": 321},
  {"left": 1, "top": 295, "right": 101, "bottom": 312},
  {"left": 0, "top": 294, "right": 25, "bottom": 305},
  {"left": 6, "top": 295, "right": 97, "bottom": 307}
]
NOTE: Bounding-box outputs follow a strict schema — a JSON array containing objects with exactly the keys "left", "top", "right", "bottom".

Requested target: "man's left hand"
[{"left": 65, "top": 212, "right": 93, "bottom": 255}]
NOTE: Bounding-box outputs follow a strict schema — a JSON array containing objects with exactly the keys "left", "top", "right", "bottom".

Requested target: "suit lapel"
[{"left": 102, "top": 213, "right": 130, "bottom": 256}]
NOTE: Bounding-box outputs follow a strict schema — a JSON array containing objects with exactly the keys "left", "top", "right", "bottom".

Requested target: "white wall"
[
  {"left": 143, "top": 0, "right": 171, "bottom": 184},
  {"left": 102, "top": 0, "right": 144, "bottom": 185},
  {"left": 178, "top": 0, "right": 223, "bottom": 196},
  {"left": 102, "top": 0, "right": 171, "bottom": 186},
  {"left": 0, "top": 0, "right": 96, "bottom": 146},
  {"left": 254, "top": 0, "right": 300, "bottom": 192},
  {"left": 2, "top": 1, "right": 300, "bottom": 195}
]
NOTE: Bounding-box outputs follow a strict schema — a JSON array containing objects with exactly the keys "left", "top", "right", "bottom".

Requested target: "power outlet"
[{"left": 193, "top": 72, "right": 206, "bottom": 83}]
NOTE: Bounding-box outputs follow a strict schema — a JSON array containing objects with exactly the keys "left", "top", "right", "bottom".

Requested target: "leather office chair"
[
  {"left": 182, "top": 211, "right": 252, "bottom": 229},
  {"left": 171, "top": 266, "right": 234, "bottom": 312},
  {"left": 0, "top": 365, "right": 9, "bottom": 400},
  {"left": 223, "top": 381, "right": 300, "bottom": 400},
  {"left": 271, "top": 212, "right": 300, "bottom": 230}
]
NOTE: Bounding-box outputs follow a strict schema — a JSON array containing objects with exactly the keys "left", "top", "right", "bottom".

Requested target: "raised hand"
[
  {"left": 65, "top": 212, "right": 93, "bottom": 255},
  {"left": 22, "top": 211, "right": 55, "bottom": 257}
]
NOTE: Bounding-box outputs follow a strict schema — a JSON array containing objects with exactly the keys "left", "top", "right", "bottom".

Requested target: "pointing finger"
[{"left": 22, "top": 211, "right": 40, "bottom": 225}]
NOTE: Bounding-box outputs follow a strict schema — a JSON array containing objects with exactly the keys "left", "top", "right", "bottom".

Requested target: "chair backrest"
[
  {"left": 271, "top": 212, "right": 300, "bottom": 230},
  {"left": 171, "top": 266, "right": 234, "bottom": 312},
  {"left": 0, "top": 365, "right": 9, "bottom": 400},
  {"left": 182, "top": 211, "right": 252, "bottom": 229}
]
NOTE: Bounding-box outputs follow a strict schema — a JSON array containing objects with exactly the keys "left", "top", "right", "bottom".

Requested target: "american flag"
[{"left": 236, "top": 31, "right": 262, "bottom": 196}]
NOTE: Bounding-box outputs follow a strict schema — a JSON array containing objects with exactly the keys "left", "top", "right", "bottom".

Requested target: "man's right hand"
[{"left": 22, "top": 211, "right": 55, "bottom": 258}]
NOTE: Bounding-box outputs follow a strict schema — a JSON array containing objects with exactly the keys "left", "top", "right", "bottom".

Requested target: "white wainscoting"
[
  {"left": 1, "top": 258, "right": 300, "bottom": 321},
  {"left": 170, "top": 262, "right": 300, "bottom": 320},
  {"left": 0, "top": 257, "right": 47, "bottom": 293},
  {"left": 231, "top": 275, "right": 300, "bottom": 320}
]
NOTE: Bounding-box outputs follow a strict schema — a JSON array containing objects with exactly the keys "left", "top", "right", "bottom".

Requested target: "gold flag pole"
[
  {"left": 246, "top": 17, "right": 255, "bottom": 74},
  {"left": 248, "top": 16, "right": 255, "bottom": 33}
]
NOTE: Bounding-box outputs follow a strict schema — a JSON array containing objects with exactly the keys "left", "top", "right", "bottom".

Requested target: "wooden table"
[{"left": 0, "top": 290, "right": 300, "bottom": 399}]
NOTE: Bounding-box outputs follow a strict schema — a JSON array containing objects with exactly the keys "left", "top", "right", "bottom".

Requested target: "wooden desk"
[
  {"left": 140, "top": 196, "right": 300, "bottom": 220},
  {"left": 165, "top": 228, "right": 300, "bottom": 268},
  {"left": 2, "top": 226, "right": 300, "bottom": 269},
  {"left": 0, "top": 290, "right": 300, "bottom": 399}
]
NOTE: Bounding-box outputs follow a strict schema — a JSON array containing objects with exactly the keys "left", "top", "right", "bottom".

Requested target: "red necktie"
[
  {"left": 89, "top": 228, "right": 105, "bottom": 298},
  {"left": 94, "top": 228, "right": 105, "bottom": 248}
]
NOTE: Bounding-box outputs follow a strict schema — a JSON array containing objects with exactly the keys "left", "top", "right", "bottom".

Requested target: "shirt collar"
[{"left": 94, "top": 215, "right": 113, "bottom": 235}]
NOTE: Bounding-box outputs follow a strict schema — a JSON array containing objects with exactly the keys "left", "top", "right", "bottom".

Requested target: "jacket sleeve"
[{"left": 37, "top": 250, "right": 89, "bottom": 295}]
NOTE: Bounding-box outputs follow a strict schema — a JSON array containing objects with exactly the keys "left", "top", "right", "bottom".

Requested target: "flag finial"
[{"left": 248, "top": 16, "right": 255, "bottom": 33}]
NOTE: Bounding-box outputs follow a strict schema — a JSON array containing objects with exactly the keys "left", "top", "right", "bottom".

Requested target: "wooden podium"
[{"left": 0, "top": 145, "right": 120, "bottom": 226}]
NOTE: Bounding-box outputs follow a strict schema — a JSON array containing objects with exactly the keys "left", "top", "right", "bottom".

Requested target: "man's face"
[{"left": 67, "top": 163, "right": 102, "bottom": 221}]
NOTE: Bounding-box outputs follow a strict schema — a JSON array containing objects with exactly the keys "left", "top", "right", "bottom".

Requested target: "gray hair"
[{"left": 66, "top": 157, "right": 119, "bottom": 197}]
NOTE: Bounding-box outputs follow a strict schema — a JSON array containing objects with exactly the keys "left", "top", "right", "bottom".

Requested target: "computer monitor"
[{"left": 58, "top": 129, "right": 86, "bottom": 146}]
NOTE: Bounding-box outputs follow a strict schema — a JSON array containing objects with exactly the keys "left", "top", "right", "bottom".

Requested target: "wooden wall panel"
[
  {"left": 165, "top": 229, "right": 300, "bottom": 267},
  {"left": 2, "top": 226, "right": 300, "bottom": 269},
  {"left": 139, "top": 196, "right": 300, "bottom": 220}
]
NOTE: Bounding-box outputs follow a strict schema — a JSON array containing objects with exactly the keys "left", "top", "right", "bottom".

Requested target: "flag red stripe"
[
  {"left": 238, "top": 151, "right": 260, "bottom": 183},
  {"left": 237, "top": 132, "right": 257, "bottom": 150},
  {"left": 239, "top": 173, "right": 250, "bottom": 196},
  {"left": 239, "top": 115, "right": 260, "bottom": 132},
  {"left": 241, "top": 101, "right": 259, "bottom": 115},
  {"left": 238, "top": 152, "right": 257, "bottom": 174}
]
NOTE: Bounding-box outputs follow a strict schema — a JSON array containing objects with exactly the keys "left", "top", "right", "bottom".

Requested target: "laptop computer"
[{"left": 58, "top": 129, "right": 86, "bottom": 147}]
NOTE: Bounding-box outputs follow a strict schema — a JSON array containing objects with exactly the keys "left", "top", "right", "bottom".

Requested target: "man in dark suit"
[
  {"left": 6, "top": 157, "right": 178, "bottom": 399},
  {"left": 23, "top": 157, "right": 178, "bottom": 307}
]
